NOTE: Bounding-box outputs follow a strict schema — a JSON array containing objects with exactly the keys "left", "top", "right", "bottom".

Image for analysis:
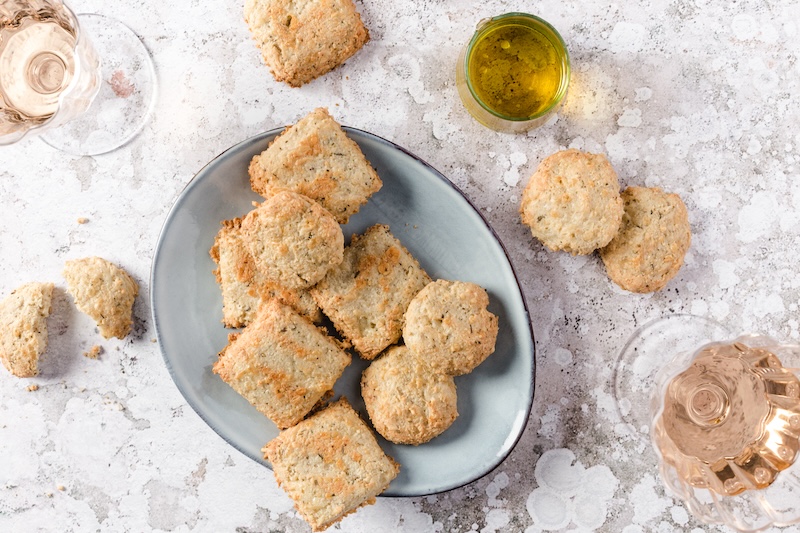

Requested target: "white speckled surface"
[{"left": 2, "top": 0, "right": 800, "bottom": 531}]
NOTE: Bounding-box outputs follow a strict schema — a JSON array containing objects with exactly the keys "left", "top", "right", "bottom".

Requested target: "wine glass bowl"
[
  {"left": 0, "top": 0, "right": 154, "bottom": 154},
  {"left": 615, "top": 317, "right": 800, "bottom": 532},
  {"left": 654, "top": 338, "right": 800, "bottom": 497}
]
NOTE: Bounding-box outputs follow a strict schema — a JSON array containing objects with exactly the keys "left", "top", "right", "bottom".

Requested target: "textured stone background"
[{"left": 2, "top": 0, "right": 800, "bottom": 531}]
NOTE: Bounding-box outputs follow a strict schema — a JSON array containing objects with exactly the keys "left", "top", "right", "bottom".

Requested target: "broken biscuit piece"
[
  {"left": 63, "top": 257, "right": 138, "bottom": 339},
  {"left": 0, "top": 282, "right": 54, "bottom": 377}
]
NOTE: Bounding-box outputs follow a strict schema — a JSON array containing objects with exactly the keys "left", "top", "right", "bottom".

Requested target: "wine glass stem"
[
  {"left": 687, "top": 383, "right": 729, "bottom": 427},
  {"left": 27, "top": 51, "right": 67, "bottom": 94}
]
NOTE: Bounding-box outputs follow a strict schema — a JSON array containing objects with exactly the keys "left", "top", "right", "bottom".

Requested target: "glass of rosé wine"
[
  {"left": 0, "top": 0, "right": 155, "bottom": 155},
  {"left": 614, "top": 314, "right": 800, "bottom": 532}
]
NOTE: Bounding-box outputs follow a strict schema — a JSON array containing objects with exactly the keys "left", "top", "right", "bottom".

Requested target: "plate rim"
[{"left": 150, "top": 125, "right": 536, "bottom": 497}]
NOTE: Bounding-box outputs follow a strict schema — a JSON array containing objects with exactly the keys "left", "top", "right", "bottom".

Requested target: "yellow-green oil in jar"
[
  {"left": 469, "top": 23, "right": 563, "bottom": 118},
  {"left": 456, "top": 13, "right": 570, "bottom": 132}
]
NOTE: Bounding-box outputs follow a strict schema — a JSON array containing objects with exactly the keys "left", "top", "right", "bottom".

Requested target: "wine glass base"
[
  {"left": 40, "top": 14, "right": 156, "bottom": 156},
  {"left": 613, "top": 314, "right": 732, "bottom": 441}
]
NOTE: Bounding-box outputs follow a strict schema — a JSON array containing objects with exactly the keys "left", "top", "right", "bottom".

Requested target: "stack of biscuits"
[
  {"left": 361, "top": 279, "right": 499, "bottom": 445},
  {"left": 209, "top": 108, "right": 500, "bottom": 531},
  {"left": 519, "top": 149, "right": 692, "bottom": 293}
]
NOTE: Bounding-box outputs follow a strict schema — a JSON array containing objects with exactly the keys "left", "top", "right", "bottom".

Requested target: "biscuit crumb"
[
  {"left": 77, "top": 217, "right": 89, "bottom": 224},
  {"left": 57, "top": 485, "right": 65, "bottom": 492},
  {"left": 45, "top": 492, "right": 53, "bottom": 498},
  {"left": 83, "top": 345, "right": 102, "bottom": 359},
  {"left": 27, "top": 384, "right": 39, "bottom": 392},
  {"left": 150, "top": 338, "right": 157, "bottom": 343}
]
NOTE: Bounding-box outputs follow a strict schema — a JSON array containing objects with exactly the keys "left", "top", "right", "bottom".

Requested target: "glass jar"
[{"left": 456, "top": 13, "right": 570, "bottom": 133}]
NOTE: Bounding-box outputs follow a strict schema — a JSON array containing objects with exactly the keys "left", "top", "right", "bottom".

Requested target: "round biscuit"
[
  {"left": 240, "top": 191, "right": 343, "bottom": 290},
  {"left": 520, "top": 149, "right": 623, "bottom": 255},
  {"left": 600, "top": 186, "right": 691, "bottom": 293},
  {"left": 361, "top": 345, "right": 458, "bottom": 445},
  {"left": 403, "top": 280, "right": 498, "bottom": 376}
]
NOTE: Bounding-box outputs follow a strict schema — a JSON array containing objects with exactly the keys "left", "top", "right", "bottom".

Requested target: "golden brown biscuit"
[
  {"left": 311, "top": 224, "right": 431, "bottom": 360},
  {"left": 520, "top": 149, "right": 624, "bottom": 255},
  {"left": 263, "top": 398, "right": 399, "bottom": 532},
  {"left": 244, "top": 0, "right": 369, "bottom": 87},
  {"left": 361, "top": 345, "right": 458, "bottom": 445},
  {"left": 600, "top": 186, "right": 691, "bottom": 293},
  {"left": 63, "top": 257, "right": 138, "bottom": 339},
  {"left": 0, "top": 282, "right": 54, "bottom": 377},
  {"left": 403, "top": 280, "right": 499, "bottom": 376},
  {"left": 213, "top": 300, "right": 350, "bottom": 429},
  {"left": 239, "top": 191, "right": 344, "bottom": 290},
  {"left": 249, "top": 108, "right": 382, "bottom": 224},
  {"left": 210, "top": 216, "right": 322, "bottom": 328}
]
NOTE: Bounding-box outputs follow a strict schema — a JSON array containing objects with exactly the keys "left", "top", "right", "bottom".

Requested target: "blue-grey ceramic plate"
[{"left": 151, "top": 127, "right": 535, "bottom": 497}]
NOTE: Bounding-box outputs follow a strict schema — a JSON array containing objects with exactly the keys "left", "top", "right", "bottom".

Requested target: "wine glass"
[
  {"left": 0, "top": 0, "right": 156, "bottom": 155},
  {"left": 614, "top": 314, "right": 800, "bottom": 532}
]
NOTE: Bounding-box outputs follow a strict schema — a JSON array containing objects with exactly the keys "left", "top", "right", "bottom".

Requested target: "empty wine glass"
[
  {"left": 0, "top": 0, "right": 155, "bottom": 155},
  {"left": 614, "top": 314, "right": 800, "bottom": 532}
]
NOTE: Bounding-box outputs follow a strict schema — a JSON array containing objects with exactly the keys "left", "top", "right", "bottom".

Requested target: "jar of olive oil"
[{"left": 456, "top": 13, "right": 570, "bottom": 133}]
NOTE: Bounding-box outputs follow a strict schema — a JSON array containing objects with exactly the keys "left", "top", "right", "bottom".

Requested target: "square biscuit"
[
  {"left": 212, "top": 300, "right": 350, "bottom": 429},
  {"left": 210, "top": 216, "right": 322, "bottom": 328},
  {"left": 0, "top": 282, "right": 54, "bottom": 378},
  {"left": 244, "top": 0, "right": 369, "bottom": 87},
  {"left": 263, "top": 398, "right": 399, "bottom": 532},
  {"left": 249, "top": 108, "right": 382, "bottom": 224},
  {"left": 311, "top": 224, "right": 431, "bottom": 360}
]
